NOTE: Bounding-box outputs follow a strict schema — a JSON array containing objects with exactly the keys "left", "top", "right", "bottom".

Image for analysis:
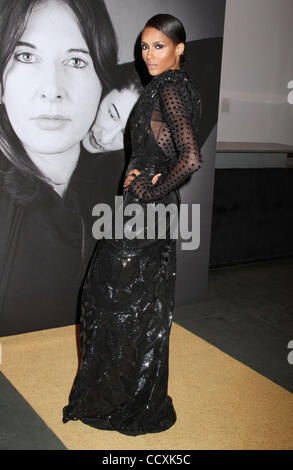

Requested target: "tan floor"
[{"left": 0, "top": 322, "right": 292, "bottom": 450}]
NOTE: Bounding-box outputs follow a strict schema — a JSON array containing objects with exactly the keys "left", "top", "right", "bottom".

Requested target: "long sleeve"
[{"left": 127, "top": 78, "right": 201, "bottom": 202}]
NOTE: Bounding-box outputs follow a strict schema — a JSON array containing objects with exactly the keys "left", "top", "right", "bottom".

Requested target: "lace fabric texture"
[{"left": 62, "top": 69, "right": 201, "bottom": 436}]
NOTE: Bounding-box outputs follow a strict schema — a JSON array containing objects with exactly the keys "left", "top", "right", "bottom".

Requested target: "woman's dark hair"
[
  {"left": 114, "top": 62, "right": 143, "bottom": 95},
  {"left": 0, "top": 0, "right": 118, "bottom": 203},
  {"left": 144, "top": 13, "right": 186, "bottom": 64}
]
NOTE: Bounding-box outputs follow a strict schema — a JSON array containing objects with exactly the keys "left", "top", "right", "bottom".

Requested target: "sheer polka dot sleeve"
[{"left": 127, "top": 79, "right": 201, "bottom": 202}]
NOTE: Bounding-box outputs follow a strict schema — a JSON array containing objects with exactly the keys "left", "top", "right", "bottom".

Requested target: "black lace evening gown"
[{"left": 63, "top": 69, "right": 202, "bottom": 436}]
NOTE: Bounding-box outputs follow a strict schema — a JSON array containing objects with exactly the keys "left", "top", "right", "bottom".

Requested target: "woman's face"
[
  {"left": 141, "top": 26, "right": 184, "bottom": 76},
  {"left": 1, "top": 0, "right": 102, "bottom": 158},
  {"left": 83, "top": 87, "right": 139, "bottom": 153}
]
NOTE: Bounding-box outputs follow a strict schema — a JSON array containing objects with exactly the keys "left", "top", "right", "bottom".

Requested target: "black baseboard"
[{"left": 209, "top": 168, "right": 293, "bottom": 267}]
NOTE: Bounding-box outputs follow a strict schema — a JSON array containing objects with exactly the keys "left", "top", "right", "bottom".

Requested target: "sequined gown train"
[{"left": 63, "top": 69, "right": 202, "bottom": 435}]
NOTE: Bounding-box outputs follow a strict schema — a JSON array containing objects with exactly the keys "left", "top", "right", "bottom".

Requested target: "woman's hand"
[
  {"left": 123, "top": 169, "right": 141, "bottom": 191},
  {"left": 151, "top": 173, "right": 161, "bottom": 185},
  {"left": 123, "top": 170, "right": 161, "bottom": 191}
]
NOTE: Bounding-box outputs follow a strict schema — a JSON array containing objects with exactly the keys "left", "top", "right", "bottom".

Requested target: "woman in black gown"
[{"left": 63, "top": 14, "right": 202, "bottom": 436}]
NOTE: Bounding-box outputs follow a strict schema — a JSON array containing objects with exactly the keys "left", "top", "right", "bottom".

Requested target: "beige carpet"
[{"left": 0, "top": 322, "right": 292, "bottom": 450}]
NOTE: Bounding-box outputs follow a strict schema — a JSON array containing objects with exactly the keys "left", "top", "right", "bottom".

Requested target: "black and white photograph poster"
[{"left": 0, "top": 0, "right": 224, "bottom": 336}]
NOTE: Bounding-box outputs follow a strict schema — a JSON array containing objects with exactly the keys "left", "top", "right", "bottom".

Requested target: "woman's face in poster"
[
  {"left": 83, "top": 86, "right": 139, "bottom": 153},
  {"left": 1, "top": 0, "right": 102, "bottom": 158}
]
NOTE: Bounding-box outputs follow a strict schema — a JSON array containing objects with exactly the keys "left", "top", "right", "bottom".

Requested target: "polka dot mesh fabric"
[{"left": 127, "top": 70, "right": 202, "bottom": 202}]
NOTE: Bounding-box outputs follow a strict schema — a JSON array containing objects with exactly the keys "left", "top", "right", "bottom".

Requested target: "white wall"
[{"left": 217, "top": 0, "right": 293, "bottom": 146}]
